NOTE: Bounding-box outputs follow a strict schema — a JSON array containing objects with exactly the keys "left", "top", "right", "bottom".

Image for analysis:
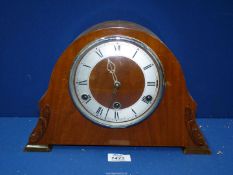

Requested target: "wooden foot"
[
  {"left": 183, "top": 146, "right": 211, "bottom": 154},
  {"left": 24, "top": 144, "right": 52, "bottom": 152}
]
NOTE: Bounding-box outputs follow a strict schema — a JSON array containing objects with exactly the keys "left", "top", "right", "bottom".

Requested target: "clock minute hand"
[
  {"left": 107, "top": 58, "right": 120, "bottom": 88},
  {"left": 105, "top": 59, "right": 120, "bottom": 119}
]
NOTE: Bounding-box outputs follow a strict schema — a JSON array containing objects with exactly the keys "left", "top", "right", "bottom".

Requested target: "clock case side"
[{"left": 24, "top": 21, "right": 210, "bottom": 154}]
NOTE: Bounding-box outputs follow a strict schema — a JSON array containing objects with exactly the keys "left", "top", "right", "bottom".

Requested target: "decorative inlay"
[
  {"left": 185, "top": 107, "right": 205, "bottom": 146},
  {"left": 29, "top": 104, "right": 50, "bottom": 144}
]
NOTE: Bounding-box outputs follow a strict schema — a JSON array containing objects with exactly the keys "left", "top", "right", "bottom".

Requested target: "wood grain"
[
  {"left": 89, "top": 56, "right": 144, "bottom": 109},
  {"left": 25, "top": 21, "right": 210, "bottom": 154}
]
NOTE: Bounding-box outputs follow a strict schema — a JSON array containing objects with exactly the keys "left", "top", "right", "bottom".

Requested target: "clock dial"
[{"left": 69, "top": 36, "right": 164, "bottom": 128}]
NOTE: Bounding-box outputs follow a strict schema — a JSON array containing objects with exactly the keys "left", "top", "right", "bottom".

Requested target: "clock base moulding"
[{"left": 24, "top": 21, "right": 210, "bottom": 154}]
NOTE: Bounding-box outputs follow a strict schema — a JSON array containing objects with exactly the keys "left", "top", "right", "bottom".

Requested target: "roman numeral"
[
  {"left": 77, "top": 80, "right": 87, "bottom": 85},
  {"left": 147, "top": 82, "right": 156, "bottom": 86},
  {"left": 95, "top": 48, "right": 103, "bottom": 58},
  {"left": 142, "top": 96, "right": 150, "bottom": 104},
  {"left": 131, "top": 108, "right": 137, "bottom": 116},
  {"left": 156, "top": 80, "right": 159, "bottom": 88},
  {"left": 114, "top": 111, "right": 119, "bottom": 120},
  {"left": 96, "top": 107, "right": 103, "bottom": 116},
  {"left": 114, "top": 44, "right": 120, "bottom": 51},
  {"left": 83, "top": 64, "right": 91, "bottom": 68},
  {"left": 85, "top": 95, "right": 92, "bottom": 104},
  {"left": 132, "top": 48, "right": 139, "bottom": 58},
  {"left": 105, "top": 108, "right": 110, "bottom": 119},
  {"left": 143, "top": 64, "right": 153, "bottom": 70}
]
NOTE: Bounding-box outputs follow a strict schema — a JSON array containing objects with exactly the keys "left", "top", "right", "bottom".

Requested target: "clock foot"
[
  {"left": 183, "top": 146, "right": 211, "bottom": 154},
  {"left": 24, "top": 144, "right": 52, "bottom": 152}
]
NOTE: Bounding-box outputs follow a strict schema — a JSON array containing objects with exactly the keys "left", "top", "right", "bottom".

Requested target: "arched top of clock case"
[
  {"left": 26, "top": 20, "right": 210, "bottom": 154},
  {"left": 77, "top": 20, "right": 161, "bottom": 42},
  {"left": 41, "top": 20, "right": 192, "bottom": 106}
]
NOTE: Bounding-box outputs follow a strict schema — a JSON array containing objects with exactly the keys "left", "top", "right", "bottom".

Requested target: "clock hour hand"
[{"left": 107, "top": 58, "right": 121, "bottom": 88}]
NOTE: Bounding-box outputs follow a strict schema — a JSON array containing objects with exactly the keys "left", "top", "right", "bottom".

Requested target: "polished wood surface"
[
  {"left": 25, "top": 21, "right": 210, "bottom": 154},
  {"left": 89, "top": 56, "right": 145, "bottom": 109}
]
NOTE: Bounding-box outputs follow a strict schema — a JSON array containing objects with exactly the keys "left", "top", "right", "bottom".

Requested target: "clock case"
[{"left": 25, "top": 21, "right": 210, "bottom": 154}]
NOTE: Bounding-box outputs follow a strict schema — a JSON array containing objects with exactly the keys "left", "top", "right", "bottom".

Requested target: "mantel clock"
[{"left": 25, "top": 21, "right": 210, "bottom": 154}]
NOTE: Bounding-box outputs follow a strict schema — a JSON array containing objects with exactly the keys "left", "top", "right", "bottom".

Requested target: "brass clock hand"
[
  {"left": 105, "top": 58, "right": 121, "bottom": 119},
  {"left": 107, "top": 58, "right": 121, "bottom": 88}
]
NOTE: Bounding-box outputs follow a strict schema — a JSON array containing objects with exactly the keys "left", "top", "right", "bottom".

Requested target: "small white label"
[{"left": 108, "top": 153, "right": 131, "bottom": 162}]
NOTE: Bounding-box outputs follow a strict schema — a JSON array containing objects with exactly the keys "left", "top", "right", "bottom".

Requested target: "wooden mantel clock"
[{"left": 25, "top": 20, "right": 210, "bottom": 154}]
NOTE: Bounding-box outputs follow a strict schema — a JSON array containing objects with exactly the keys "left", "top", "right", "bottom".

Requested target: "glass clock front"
[{"left": 69, "top": 36, "right": 164, "bottom": 128}]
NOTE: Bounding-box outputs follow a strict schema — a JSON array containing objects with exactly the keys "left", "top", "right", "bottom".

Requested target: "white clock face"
[{"left": 69, "top": 36, "right": 164, "bottom": 128}]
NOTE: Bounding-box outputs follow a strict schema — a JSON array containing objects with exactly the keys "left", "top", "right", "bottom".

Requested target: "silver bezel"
[{"left": 69, "top": 35, "right": 165, "bottom": 128}]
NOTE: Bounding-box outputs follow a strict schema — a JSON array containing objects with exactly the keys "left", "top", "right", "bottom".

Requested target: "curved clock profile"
[{"left": 25, "top": 20, "right": 210, "bottom": 154}]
